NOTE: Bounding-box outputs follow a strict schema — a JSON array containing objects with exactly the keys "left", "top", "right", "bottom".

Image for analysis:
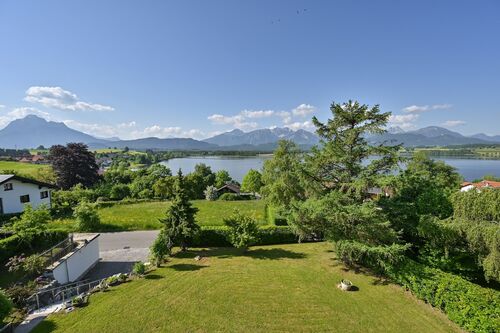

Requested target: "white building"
[{"left": 0, "top": 174, "right": 55, "bottom": 214}]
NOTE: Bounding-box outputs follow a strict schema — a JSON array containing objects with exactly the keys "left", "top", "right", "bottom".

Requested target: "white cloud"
[
  {"left": 63, "top": 120, "right": 121, "bottom": 138},
  {"left": 25, "top": 86, "right": 114, "bottom": 112},
  {"left": 403, "top": 104, "right": 452, "bottom": 113},
  {"left": 117, "top": 121, "right": 137, "bottom": 129},
  {"left": 277, "top": 111, "right": 292, "bottom": 124},
  {"left": 292, "top": 104, "right": 316, "bottom": 117},
  {"left": 389, "top": 114, "right": 419, "bottom": 130},
  {"left": 134, "top": 125, "right": 205, "bottom": 139},
  {"left": 208, "top": 103, "right": 317, "bottom": 131},
  {"left": 442, "top": 120, "right": 466, "bottom": 127},
  {"left": 286, "top": 121, "right": 315, "bottom": 131},
  {"left": 0, "top": 104, "right": 5, "bottom": 109},
  {"left": 8, "top": 107, "right": 51, "bottom": 120},
  {"left": 240, "top": 110, "right": 275, "bottom": 118},
  {"left": 62, "top": 119, "right": 206, "bottom": 140},
  {"left": 207, "top": 114, "right": 257, "bottom": 130},
  {"left": 432, "top": 104, "right": 453, "bottom": 110}
]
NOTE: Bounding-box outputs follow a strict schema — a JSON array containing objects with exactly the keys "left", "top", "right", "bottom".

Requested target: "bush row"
[
  {"left": 0, "top": 229, "right": 68, "bottom": 264},
  {"left": 388, "top": 259, "right": 500, "bottom": 333},
  {"left": 192, "top": 226, "right": 299, "bottom": 247}
]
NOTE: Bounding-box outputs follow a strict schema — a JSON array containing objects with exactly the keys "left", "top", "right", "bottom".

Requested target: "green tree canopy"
[
  {"left": 185, "top": 163, "right": 216, "bottom": 199},
  {"left": 261, "top": 140, "right": 307, "bottom": 212},
  {"left": 215, "top": 170, "right": 233, "bottom": 188},
  {"left": 241, "top": 169, "right": 263, "bottom": 193}
]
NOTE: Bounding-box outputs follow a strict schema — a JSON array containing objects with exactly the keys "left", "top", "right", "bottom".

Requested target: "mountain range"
[{"left": 1, "top": 115, "right": 500, "bottom": 150}]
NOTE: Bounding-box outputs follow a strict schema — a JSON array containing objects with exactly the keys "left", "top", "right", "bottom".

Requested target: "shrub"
[
  {"left": 0, "top": 230, "right": 68, "bottom": 264},
  {"left": 388, "top": 259, "right": 500, "bottom": 333},
  {"left": 74, "top": 202, "right": 101, "bottom": 232},
  {"left": 51, "top": 185, "right": 99, "bottom": 217},
  {"left": 133, "top": 262, "right": 146, "bottom": 276},
  {"left": 0, "top": 290, "right": 12, "bottom": 325},
  {"left": 204, "top": 185, "right": 218, "bottom": 201},
  {"left": 150, "top": 232, "right": 171, "bottom": 267},
  {"left": 7, "top": 205, "right": 51, "bottom": 246},
  {"left": 109, "top": 184, "right": 131, "bottom": 201},
  {"left": 22, "top": 254, "right": 46, "bottom": 276},
  {"left": 4, "top": 283, "right": 35, "bottom": 309},
  {"left": 71, "top": 295, "right": 88, "bottom": 307},
  {"left": 335, "top": 240, "right": 410, "bottom": 272},
  {"left": 219, "top": 193, "right": 241, "bottom": 201},
  {"left": 224, "top": 212, "right": 259, "bottom": 250}
]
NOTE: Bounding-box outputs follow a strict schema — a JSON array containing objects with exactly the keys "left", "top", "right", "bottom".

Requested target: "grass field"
[
  {"left": 33, "top": 242, "right": 459, "bottom": 333},
  {"left": 0, "top": 161, "right": 50, "bottom": 177},
  {"left": 50, "top": 200, "right": 267, "bottom": 231}
]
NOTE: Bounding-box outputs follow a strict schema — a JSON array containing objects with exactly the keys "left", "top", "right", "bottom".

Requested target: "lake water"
[{"left": 162, "top": 156, "right": 500, "bottom": 182}]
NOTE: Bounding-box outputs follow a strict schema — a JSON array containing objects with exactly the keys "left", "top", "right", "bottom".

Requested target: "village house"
[
  {"left": 216, "top": 183, "right": 241, "bottom": 195},
  {"left": 460, "top": 180, "right": 500, "bottom": 192},
  {"left": 0, "top": 174, "right": 56, "bottom": 214}
]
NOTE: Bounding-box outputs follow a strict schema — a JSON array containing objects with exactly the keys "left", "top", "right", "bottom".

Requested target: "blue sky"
[{"left": 0, "top": 0, "right": 499, "bottom": 139}]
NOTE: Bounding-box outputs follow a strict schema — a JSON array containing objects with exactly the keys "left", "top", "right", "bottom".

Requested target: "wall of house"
[
  {"left": 52, "top": 236, "right": 100, "bottom": 284},
  {"left": 0, "top": 179, "right": 51, "bottom": 214}
]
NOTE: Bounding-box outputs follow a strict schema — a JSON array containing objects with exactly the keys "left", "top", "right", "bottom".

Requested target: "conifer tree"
[{"left": 160, "top": 169, "right": 199, "bottom": 251}]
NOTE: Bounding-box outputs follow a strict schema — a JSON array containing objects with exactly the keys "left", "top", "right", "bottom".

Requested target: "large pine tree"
[
  {"left": 307, "top": 100, "right": 400, "bottom": 198},
  {"left": 287, "top": 101, "right": 408, "bottom": 270},
  {"left": 160, "top": 169, "right": 199, "bottom": 251}
]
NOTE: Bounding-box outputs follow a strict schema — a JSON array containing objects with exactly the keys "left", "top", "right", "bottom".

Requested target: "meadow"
[
  {"left": 0, "top": 161, "right": 50, "bottom": 178},
  {"left": 33, "top": 242, "right": 460, "bottom": 333},
  {"left": 50, "top": 200, "right": 267, "bottom": 231}
]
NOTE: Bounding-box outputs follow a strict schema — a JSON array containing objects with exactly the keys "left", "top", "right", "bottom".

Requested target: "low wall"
[{"left": 51, "top": 234, "right": 100, "bottom": 284}]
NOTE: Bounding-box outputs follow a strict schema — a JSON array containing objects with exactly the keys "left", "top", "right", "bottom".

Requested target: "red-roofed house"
[{"left": 460, "top": 180, "right": 500, "bottom": 192}]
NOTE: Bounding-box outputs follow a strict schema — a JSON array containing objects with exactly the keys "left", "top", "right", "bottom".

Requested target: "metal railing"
[
  {"left": 37, "top": 234, "right": 75, "bottom": 267},
  {"left": 26, "top": 277, "right": 109, "bottom": 311}
]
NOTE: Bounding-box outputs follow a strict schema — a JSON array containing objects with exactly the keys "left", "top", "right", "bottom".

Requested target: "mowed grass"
[
  {"left": 0, "top": 161, "right": 50, "bottom": 177},
  {"left": 33, "top": 242, "right": 460, "bottom": 333},
  {"left": 50, "top": 200, "right": 267, "bottom": 231}
]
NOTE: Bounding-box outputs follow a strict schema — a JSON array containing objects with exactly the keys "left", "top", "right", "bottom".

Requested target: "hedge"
[
  {"left": 0, "top": 229, "right": 68, "bottom": 264},
  {"left": 388, "top": 259, "right": 500, "bottom": 333},
  {"left": 192, "top": 226, "right": 299, "bottom": 247}
]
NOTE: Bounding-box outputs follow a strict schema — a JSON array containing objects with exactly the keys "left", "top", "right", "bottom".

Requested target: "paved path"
[{"left": 84, "top": 230, "right": 160, "bottom": 281}]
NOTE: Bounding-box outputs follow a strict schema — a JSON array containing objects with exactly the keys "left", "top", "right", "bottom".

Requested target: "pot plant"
[{"left": 340, "top": 279, "right": 353, "bottom": 291}]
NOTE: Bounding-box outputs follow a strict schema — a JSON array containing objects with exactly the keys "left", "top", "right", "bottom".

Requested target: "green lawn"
[
  {"left": 33, "top": 242, "right": 459, "bottom": 333},
  {"left": 50, "top": 200, "right": 267, "bottom": 231},
  {"left": 0, "top": 161, "right": 50, "bottom": 177}
]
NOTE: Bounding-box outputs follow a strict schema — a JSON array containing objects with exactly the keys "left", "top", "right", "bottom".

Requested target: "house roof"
[
  {"left": 0, "top": 174, "right": 57, "bottom": 189},
  {"left": 217, "top": 183, "right": 240, "bottom": 193},
  {"left": 461, "top": 180, "right": 500, "bottom": 189}
]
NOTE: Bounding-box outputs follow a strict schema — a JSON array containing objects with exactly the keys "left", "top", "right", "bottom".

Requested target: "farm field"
[
  {"left": 50, "top": 200, "right": 267, "bottom": 231},
  {"left": 0, "top": 161, "right": 50, "bottom": 178},
  {"left": 33, "top": 242, "right": 460, "bottom": 333}
]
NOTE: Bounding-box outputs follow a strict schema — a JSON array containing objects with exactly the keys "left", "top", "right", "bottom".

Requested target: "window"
[
  {"left": 4, "top": 183, "right": 13, "bottom": 191},
  {"left": 20, "top": 195, "right": 30, "bottom": 203},
  {"left": 40, "top": 191, "right": 49, "bottom": 199}
]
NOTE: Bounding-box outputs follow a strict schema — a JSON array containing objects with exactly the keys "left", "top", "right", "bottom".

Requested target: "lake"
[{"left": 162, "top": 156, "right": 500, "bottom": 182}]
